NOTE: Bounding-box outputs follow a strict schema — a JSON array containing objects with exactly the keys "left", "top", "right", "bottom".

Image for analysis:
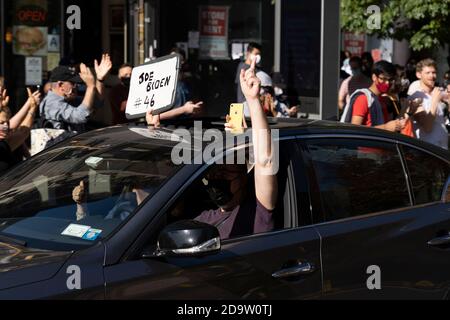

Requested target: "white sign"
[
  {"left": 25, "top": 57, "right": 42, "bottom": 86},
  {"left": 48, "top": 34, "right": 60, "bottom": 52},
  {"left": 62, "top": 224, "right": 91, "bottom": 238},
  {"left": 126, "top": 54, "right": 180, "bottom": 119}
]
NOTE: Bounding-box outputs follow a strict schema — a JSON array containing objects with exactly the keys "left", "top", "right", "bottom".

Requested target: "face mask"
[
  {"left": 274, "top": 87, "right": 283, "bottom": 96},
  {"left": 121, "top": 77, "right": 131, "bottom": 88},
  {"left": 351, "top": 68, "right": 362, "bottom": 76},
  {"left": 376, "top": 82, "right": 390, "bottom": 94},
  {"left": 203, "top": 178, "right": 233, "bottom": 208},
  {"left": 64, "top": 87, "right": 76, "bottom": 100},
  {"left": 401, "top": 78, "right": 410, "bottom": 88},
  {"left": 251, "top": 54, "right": 262, "bottom": 65}
]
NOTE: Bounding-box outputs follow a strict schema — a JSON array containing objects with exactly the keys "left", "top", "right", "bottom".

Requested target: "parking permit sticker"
[
  {"left": 126, "top": 54, "right": 180, "bottom": 119},
  {"left": 82, "top": 229, "right": 102, "bottom": 241},
  {"left": 62, "top": 224, "right": 91, "bottom": 238}
]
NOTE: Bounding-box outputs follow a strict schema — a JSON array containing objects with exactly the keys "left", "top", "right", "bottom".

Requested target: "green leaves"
[{"left": 341, "top": 0, "right": 450, "bottom": 51}]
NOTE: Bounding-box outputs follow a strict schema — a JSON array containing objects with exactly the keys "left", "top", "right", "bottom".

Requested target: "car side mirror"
[{"left": 154, "top": 220, "right": 221, "bottom": 257}]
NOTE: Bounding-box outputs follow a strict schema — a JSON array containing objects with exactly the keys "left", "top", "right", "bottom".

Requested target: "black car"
[{"left": 0, "top": 118, "right": 449, "bottom": 299}]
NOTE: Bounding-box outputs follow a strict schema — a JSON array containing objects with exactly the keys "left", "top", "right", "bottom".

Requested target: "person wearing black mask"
[
  {"left": 194, "top": 57, "right": 277, "bottom": 239},
  {"left": 110, "top": 63, "right": 133, "bottom": 125}
]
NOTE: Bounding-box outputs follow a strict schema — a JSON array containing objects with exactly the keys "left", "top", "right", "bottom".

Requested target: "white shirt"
[{"left": 408, "top": 89, "right": 448, "bottom": 150}]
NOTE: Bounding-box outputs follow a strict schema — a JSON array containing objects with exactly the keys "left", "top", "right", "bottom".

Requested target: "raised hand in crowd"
[
  {"left": 0, "top": 86, "right": 9, "bottom": 109},
  {"left": 79, "top": 63, "right": 97, "bottom": 111},
  {"left": 94, "top": 53, "right": 112, "bottom": 100},
  {"left": 94, "top": 53, "right": 112, "bottom": 82},
  {"left": 79, "top": 63, "right": 96, "bottom": 87}
]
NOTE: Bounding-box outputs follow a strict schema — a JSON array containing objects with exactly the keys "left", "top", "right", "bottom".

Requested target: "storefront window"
[
  {"left": 2, "top": 0, "right": 61, "bottom": 111},
  {"left": 281, "top": 0, "right": 321, "bottom": 111},
  {"left": 158, "top": 0, "right": 274, "bottom": 115}
]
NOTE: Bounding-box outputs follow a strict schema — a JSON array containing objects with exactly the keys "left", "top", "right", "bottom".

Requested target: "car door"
[
  {"left": 103, "top": 140, "right": 322, "bottom": 299},
  {"left": 300, "top": 136, "right": 450, "bottom": 299}
]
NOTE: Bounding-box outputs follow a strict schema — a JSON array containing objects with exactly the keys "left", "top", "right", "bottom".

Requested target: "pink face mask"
[{"left": 376, "top": 82, "right": 390, "bottom": 94}]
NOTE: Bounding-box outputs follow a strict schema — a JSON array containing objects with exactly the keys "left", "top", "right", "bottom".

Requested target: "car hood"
[{"left": 0, "top": 241, "right": 72, "bottom": 290}]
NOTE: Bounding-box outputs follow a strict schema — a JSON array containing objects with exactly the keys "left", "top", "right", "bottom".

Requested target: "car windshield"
[{"left": 0, "top": 128, "right": 181, "bottom": 251}]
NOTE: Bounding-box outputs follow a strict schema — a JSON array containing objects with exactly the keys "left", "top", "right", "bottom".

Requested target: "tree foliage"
[{"left": 341, "top": 0, "right": 450, "bottom": 51}]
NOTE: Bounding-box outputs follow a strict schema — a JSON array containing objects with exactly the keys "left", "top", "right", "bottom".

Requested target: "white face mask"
[
  {"left": 401, "top": 78, "right": 410, "bottom": 88},
  {"left": 274, "top": 86, "right": 283, "bottom": 96},
  {"left": 251, "top": 54, "right": 262, "bottom": 65}
]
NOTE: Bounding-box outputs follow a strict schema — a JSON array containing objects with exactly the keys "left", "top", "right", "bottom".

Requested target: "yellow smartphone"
[{"left": 229, "top": 103, "right": 244, "bottom": 130}]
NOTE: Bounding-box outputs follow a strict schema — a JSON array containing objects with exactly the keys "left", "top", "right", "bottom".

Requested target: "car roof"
[{"left": 70, "top": 117, "right": 450, "bottom": 160}]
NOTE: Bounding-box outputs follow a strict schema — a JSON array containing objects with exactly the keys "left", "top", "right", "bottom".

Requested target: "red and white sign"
[
  {"left": 343, "top": 32, "right": 365, "bottom": 57},
  {"left": 200, "top": 6, "right": 227, "bottom": 37},
  {"left": 199, "top": 6, "right": 229, "bottom": 59}
]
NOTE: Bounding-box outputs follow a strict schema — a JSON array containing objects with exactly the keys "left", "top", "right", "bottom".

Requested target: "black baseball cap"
[{"left": 49, "top": 66, "right": 82, "bottom": 83}]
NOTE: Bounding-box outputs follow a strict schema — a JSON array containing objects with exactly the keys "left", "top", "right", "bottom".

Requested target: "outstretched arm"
[
  {"left": 6, "top": 89, "right": 41, "bottom": 151},
  {"left": 79, "top": 63, "right": 97, "bottom": 111},
  {"left": 240, "top": 58, "right": 277, "bottom": 210},
  {"left": 9, "top": 89, "right": 41, "bottom": 130},
  {"left": 146, "top": 101, "right": 204, "bottom": 127}
]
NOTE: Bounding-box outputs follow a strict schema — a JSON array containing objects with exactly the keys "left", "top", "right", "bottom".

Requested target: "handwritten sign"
[{"left": 126, "top": 54, "right": 180, "bottom": 119}]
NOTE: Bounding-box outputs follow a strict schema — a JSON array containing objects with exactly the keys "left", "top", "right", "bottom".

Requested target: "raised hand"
[
  {"left": 79, "top": 63, "right": 96, "bottom": 87},
  {"left": 26, "top": 88, "right": 41, "bottom": 109},
  {"left": 94, "top": 53, "right": 112, "bottom": 81},
  {"left": 72, "top": 180, "right": 87, "bottom": 204},
  {"left": 0, "top": 86, "right": 9, "bottom": 109},
  {"left": 239, "top": 56, "right": 260, "bottom": 101}
]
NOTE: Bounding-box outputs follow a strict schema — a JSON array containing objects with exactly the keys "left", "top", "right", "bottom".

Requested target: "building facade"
[{"left": 0, "top": 0, "right": 339, "bottom": 120}]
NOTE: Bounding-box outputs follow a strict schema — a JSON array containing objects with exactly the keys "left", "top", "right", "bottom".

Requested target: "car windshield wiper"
[{"left": 0, "top": 233, "right": 27, "bottom": 247}]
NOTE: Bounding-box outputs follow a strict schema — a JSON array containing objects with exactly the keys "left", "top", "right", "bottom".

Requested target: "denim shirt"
[{"left": 39, "top": 91, "right": 91, "bottom": 131}]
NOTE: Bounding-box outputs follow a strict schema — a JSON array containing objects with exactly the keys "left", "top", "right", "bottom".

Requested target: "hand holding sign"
[
  {"left": 146, "top": 108, "right": 161, "bottom": 128},
  {"left": 126, "top": 54, "right": 181, "bottom": 119}
]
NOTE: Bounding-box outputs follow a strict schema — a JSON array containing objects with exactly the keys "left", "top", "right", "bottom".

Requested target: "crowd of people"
[
  {"left": 339, "top": 51, "right": 450, "bottom": 150},
  {"left": 0, "top": 45, "right": 449, "bottom": 176}
]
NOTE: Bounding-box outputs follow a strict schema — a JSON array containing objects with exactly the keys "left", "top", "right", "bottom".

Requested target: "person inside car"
[
  {"left": 193, "top": 57, "right": 278, "bottom": 239},
  {"left": 72, "top": 178, "right": 151, "bottom": 221},
  {"left": 73, "top": 57, "right": 277, "bottom": 239}
]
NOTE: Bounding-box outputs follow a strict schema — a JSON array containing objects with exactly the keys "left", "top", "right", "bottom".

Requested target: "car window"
[
  {"left": 0, "top": 142, "right": 180, "bottom": 251},
  {"left": 156, "top": 144, "right": 293, "bottom": 242},
  {"left": 445, "top": 178, "right": 450, "bottom": 203},
  {"left": 306, "top": 138, "right": 411, "bottom": 222},
  {"left": 401, "top": 146, "right": 450, "bottom": 205}
]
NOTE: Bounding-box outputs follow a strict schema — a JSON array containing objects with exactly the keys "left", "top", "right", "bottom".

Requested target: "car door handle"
[
  {"left": 272, "top": 262, "right": 315, "bottom": 279},
  {"left": 428, "top": 234, "right": 450, "bottom": 246}
]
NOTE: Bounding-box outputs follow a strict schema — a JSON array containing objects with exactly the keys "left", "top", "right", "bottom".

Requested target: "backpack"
[{"left": 340, "top": 89, "right": 384, "bottom": 126}]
